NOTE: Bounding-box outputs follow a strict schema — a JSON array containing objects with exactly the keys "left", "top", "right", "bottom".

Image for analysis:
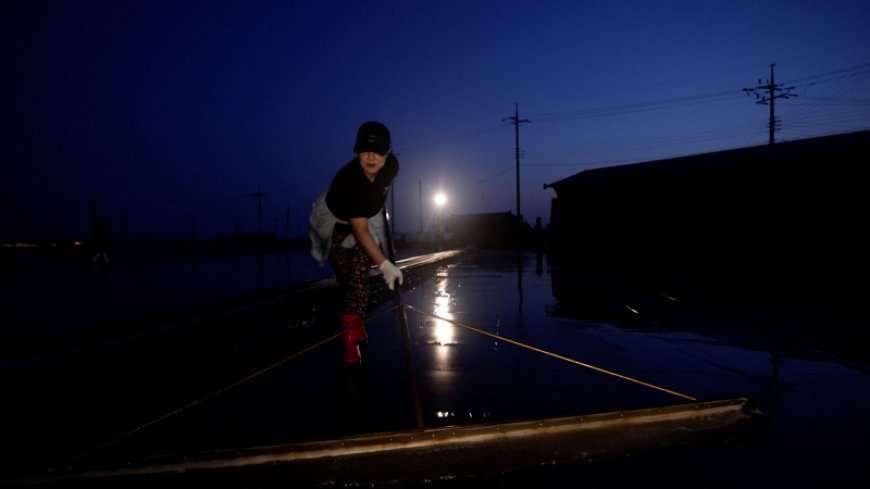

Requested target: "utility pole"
[
  {"left": 418, "top": 180, "right": 423, "bottom": 238},
  {"left": 743, "top": 63, "right": 796, "bottom": 145},
  {"left": 390, "top": 181, "right": 396, "bottom": 233},
  {"left": 503, "top": 104, "right": 530, "bottom": 220},
  {"left": 250, "top": 186, "right": 266, "bottom": 235}
]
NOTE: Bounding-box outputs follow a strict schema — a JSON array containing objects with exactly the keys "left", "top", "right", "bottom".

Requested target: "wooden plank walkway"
[{"left": 5, "top": 398, "right": 754, "bottom": 487}]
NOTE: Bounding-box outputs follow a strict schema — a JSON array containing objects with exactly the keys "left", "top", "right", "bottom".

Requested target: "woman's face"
[{"left": 358, "top": 151, "right": 389, "bottom": 181}]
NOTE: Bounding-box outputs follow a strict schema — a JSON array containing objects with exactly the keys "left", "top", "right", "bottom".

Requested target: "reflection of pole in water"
[
  {"left": 257, "top": 252, "right": 264, "bottom": 289},
  {"left": 516, "top": 252, "right": 523, "bottom": 313},
  {"left": 770, "top": 351, "right": 781, "bottom": 384}
]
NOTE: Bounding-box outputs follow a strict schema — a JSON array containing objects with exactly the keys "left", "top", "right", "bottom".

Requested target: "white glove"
[{"left": 378, "top": 260, "right": 404, "bottom": 291}]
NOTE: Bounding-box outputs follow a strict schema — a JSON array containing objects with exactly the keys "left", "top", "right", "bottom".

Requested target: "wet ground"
[{"left": 1, "top": 249, "right": 869, "bottom": 488}]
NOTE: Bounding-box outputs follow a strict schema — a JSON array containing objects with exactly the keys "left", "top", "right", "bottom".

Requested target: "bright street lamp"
[{"left": 433, "top": 192, "right": 447, "bottom": 248}]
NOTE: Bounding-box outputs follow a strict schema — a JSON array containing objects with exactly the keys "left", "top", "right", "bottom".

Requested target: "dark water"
[
  {"left": 1, "top": 248, "right": 869, "bottom": 488},
  {"left": 1, "top": 249, "right": 332, "bottom": 362}
]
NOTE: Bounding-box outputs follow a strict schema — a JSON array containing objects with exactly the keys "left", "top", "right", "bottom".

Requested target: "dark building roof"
[{"left": 544, "top": 129, "right": 870, "bottom": 194}]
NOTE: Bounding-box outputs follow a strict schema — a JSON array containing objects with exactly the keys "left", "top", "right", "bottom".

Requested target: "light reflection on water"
[{"left": 431, "top": 280, "right": 456, "bottom": 347}]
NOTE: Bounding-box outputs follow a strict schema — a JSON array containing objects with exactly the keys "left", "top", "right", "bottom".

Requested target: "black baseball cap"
[{"left": 353, "top": 121, "right": 391, "bottom": 155}]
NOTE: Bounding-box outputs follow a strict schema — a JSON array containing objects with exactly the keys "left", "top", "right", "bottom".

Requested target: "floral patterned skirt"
[{"left": 329, "top": 230, "right": 372, "bottom": 314}]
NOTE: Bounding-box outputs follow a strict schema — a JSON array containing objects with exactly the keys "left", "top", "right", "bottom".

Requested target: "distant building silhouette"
[
  {"left": 444, "top": 211, "right": 533, "bottom": 249},
  {"left": 543, "top": 129, "right": 870, "bottom": 300}
]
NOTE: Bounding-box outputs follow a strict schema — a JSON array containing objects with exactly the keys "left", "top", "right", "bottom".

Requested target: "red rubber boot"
[{"left": 341, "top": 313, "right": 366, "bottom": 364}]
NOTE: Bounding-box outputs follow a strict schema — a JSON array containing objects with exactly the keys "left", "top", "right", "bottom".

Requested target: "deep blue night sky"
[{"left": 3, "top": 0, "right": 869, "bottom": 241}]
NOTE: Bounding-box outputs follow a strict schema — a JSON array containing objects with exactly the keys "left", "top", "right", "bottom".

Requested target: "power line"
[
  {"left": 529, "top": 90, "right": 742, "bottom": 122},
  {"left": 398, "top": 61, "right": 867, "bottom": 167}
]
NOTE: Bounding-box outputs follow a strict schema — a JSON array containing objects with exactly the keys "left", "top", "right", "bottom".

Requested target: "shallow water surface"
[{"left": 1, "top": 249, "right": 868, "bottom": 488}]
